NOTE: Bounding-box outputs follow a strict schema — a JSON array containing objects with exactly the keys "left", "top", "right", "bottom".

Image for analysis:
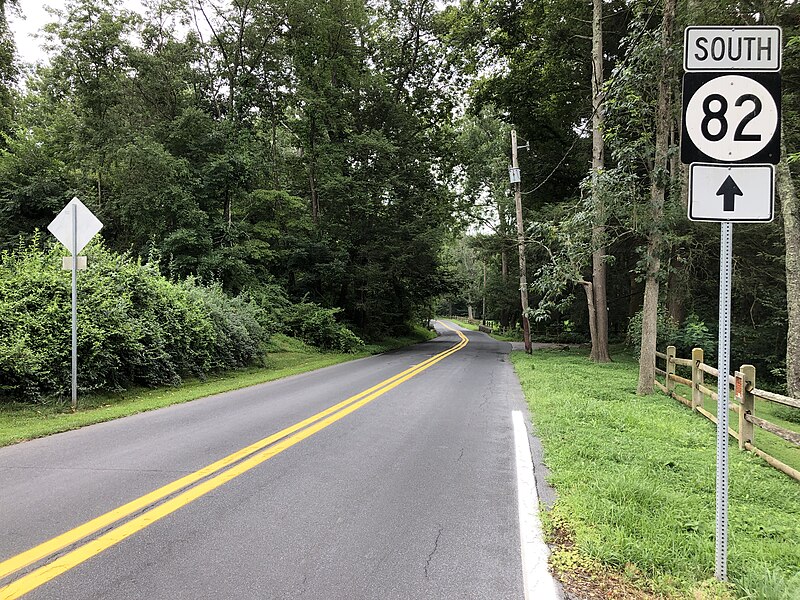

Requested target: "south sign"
[{"left": 684, "top": 26, "right": 781, "bottom": 72}]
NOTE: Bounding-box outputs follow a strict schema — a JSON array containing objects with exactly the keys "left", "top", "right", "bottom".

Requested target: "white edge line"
[{"left": 512, "top": 410, "right": 559, "bottom": 600}]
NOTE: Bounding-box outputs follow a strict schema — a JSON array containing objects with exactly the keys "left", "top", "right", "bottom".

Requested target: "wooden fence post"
[
  {"left": 738, "top": 364, "right": 756, "bottom": 451},
  {"left": 692, "top": 348, "right": 704, "bottom": 410},
  {"left": 666, "top": 345, "right": 676, "bottom": 394}
]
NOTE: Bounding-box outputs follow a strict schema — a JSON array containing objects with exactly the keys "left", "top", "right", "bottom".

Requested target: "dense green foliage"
[
  {"left": 283, "top": 302, "right": 365, "bottom": 353},
  {"left": 513, "top": 349, "right": 800, "bottom": 600},
  {"left": 0, "top": 238, "right": 271, "bottom": 400},
  {"left": 441, "top": 0, "right": 800, "bottom": 391},
  {"left": 0, "top": 0, "right": 459, "bottom": 340},
  {"left": 0, "top": 237, "right": 376, "bottom": 402}
]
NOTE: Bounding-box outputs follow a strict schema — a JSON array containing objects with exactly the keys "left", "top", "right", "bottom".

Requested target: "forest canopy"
[{"left": 0, "top": 0, "right": 799, "bottom": 398}]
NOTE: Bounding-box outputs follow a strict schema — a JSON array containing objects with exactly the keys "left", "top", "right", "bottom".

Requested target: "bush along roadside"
[{"left": 0, "top": 237, "right": 366, "bottom": 403}]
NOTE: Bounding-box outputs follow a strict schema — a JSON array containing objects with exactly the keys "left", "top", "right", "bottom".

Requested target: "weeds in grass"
[{"left": 512, "top": 348, "right": 800, "bottom": 600}]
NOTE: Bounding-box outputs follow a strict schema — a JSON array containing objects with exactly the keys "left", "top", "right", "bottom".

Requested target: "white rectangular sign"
[
  {"left": 689, "top": 163, "right": 774, "bottom": 222},
  {"left": 684, "top": 26, "right": 781, "bottom": 72}
]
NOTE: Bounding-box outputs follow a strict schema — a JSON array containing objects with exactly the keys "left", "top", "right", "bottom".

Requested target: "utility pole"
[{"left": 511, "top": 129, "right": 532, "bottom": 353}]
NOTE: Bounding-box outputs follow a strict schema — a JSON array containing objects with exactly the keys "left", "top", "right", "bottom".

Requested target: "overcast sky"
[
  {"left": 9, "top": 0, "right": 147, "bottom": 66},
  {"left": 7, "top": 0, "right": 456, "bottom": 68},
  {"left": 8, "top": 0, "right": 53, "bottom": 65}
]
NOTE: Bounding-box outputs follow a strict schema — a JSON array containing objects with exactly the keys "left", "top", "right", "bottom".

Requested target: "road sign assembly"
[
  {"left": 680, "top": 25, "right": 781, "bottom": 582},
  {"left": 47, "top": 197, "right": 103, "bottom": 411}
]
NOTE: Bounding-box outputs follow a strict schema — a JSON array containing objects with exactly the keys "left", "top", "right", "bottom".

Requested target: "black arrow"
[{"left": 716, "top": 175, "right": 743, "bottom": 212}]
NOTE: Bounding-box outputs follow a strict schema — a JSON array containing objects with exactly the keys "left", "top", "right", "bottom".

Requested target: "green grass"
[
  {"left": 667, "top": 370, "right": 800, "bottom": 474},
  {"left": 0, "top": 328, "right": 437, "bottom": 448},
  {"left": 445, "top": 317, "right": 522, "bottom": 342},
  {"left": 445, "top": 317, "right": 479, "bottom": 331},
  {"left": 512, "top": 348, "right": 800, "bottom": 600}
]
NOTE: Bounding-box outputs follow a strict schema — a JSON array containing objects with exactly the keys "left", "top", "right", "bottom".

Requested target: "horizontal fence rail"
[{"left": 654, "top": 346, "right": 800, "bottom": 483}]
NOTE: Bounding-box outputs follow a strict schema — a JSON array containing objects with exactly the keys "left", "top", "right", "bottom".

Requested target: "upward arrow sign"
[{"left": 716, "top": 176, "right": 743, "bottom": 212}]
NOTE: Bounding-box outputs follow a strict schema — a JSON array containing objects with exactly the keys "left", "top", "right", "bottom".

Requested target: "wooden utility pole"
[{"left": 511, "top": 129, "right": 532, "bottom": 353}]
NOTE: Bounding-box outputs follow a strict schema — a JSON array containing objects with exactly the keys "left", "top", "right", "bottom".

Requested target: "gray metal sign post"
[
  {"left": 71, "top": 205, "right": 78, "bottom": 410},
  {"left": 48, "top": 197, "right": 103, "bottom": 411},
  {"left": 715, "top": 221, "right": 733, "bottom": 580},
  {"left": 681, "top": 25, "right": 781, "bottom": 580}
]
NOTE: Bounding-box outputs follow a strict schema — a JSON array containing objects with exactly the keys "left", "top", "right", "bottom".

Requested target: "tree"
[
  {"left": 589, "top": 0, "right": 610, "bottom": 362},
  {"left": 780, "top": 97, "right": 800, "bottom": 401},
  {"left": 450, "top": 106, "right": 521, "bottom": 329},
  {"left": 0, "top": 0, "right": 17, "bottom": 142},
  {"left": 636, "top": 0, "right": 676, "bottom": 395}
]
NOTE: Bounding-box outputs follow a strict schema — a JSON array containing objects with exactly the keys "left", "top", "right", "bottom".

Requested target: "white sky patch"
[
  {"left": 9, "top": 0, "right": 147, "bottom": 67},
  {"left": 8, "top": 0, "right": 53, "bottom": 66}
]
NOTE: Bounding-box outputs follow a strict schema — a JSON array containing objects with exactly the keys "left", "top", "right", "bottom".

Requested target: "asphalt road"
[{"left": 0, "top": 322, "right": 542, "bottom": 599}]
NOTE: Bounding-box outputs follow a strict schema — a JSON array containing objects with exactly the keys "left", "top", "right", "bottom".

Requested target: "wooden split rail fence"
[{"left": 655, "top": 346, "right": 800, "bottom": 482}]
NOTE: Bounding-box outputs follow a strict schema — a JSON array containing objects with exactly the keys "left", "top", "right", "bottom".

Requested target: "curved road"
[{"left": 0, "top": 322, "right": 552, "bottom": 599}]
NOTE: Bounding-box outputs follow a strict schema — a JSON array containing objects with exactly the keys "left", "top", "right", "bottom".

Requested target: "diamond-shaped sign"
[{"left": 47, "top": 197, "right": 103, "bottom": 255}]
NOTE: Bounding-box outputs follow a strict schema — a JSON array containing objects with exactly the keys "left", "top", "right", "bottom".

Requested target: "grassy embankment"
[
  {"left": 512, "top": 347, "right": 800, "bottom": 600},
  {"left": 0, "top": 327, "right": 435, "bottom": 447},
  {"left": 445, "top": 317, "right": 522, "bottom": 342}
]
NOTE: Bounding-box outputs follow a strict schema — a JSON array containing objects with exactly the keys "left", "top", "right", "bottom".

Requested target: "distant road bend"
[{"left": 0, "top": 321, "right": 557, "bottom": 599}]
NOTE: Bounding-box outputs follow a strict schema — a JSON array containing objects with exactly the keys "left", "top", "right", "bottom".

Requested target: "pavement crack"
[
  {"left": 456, "top": 448, "right": 464, "bottom": 462},
  {"left": 298, "top": 572, "right": 308, "bottom": 596},
  {"left": 423, "top": 524, "right": 443, "bottom": 578},
  {"left": 0, "top": 466, "right": 191, "bottom": 474}
]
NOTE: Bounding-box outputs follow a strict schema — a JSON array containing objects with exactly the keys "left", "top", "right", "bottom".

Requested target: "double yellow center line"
[{"left": 0, "top": 322, "right": 468, "bottom": 599}]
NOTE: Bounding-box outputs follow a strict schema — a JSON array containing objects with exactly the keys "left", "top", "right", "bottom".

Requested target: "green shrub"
[
  {"left": 773, "top": 405, "right": 800, "bottom": 425},
  {"left": 184, "top": 283, "right": 268, "bottom": 370},
  {"left": 244, "top": 283, "right": 293, "bottom": 334},
  {"left": 626, "top": 310, "right": 717, "bottom": 362},
  {"left": 625, "top": 307, "right": 679, "bottom": 356},
  {"left": 284, "top": 302, "right": 364, "bottom": 353},
  {"left": 674, "top": 313, "right": 717, "bottom": 361},
  {"left": 0, "top": 239, "right": 72, "bottom": 399},
  {"left": 0, "top": 238, "right": 270, "bottom": 402}
]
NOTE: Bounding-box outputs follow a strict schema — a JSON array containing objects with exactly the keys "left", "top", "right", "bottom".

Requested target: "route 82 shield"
[{"left": 681, "top": 71, "right": 781, "bottom": 165}]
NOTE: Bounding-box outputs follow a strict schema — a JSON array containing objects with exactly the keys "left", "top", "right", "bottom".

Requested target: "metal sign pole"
[
  {"left": 71, "top": 205, "right": 78, "bottom": 411},
  {"left": 715, "top": 221, "right": 733, "bottom": 580}
]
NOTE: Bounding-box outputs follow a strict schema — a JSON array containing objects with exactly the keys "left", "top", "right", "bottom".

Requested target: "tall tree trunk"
[
  {"left": 500, "top": 248, "right": 509, "bottom": 328},
  {"left": 637, "top": 0, "right": 676, "bottom": 395},
  {"left": 223, "top": 188, "right": 232, "bottom": 227},
  {"left": 590, "top": 0, "right": 610, "bottom": 362},
  {"left": 581, "top": 280, "right": 599, "bottom": 353},
  {"left": 308, "top": 115, "right": 320, "bottom": 225},
  {"left": 778, "top": 135, "right": 800, "bottom": 398},
  {"left": 482, "top": 260, "right": 487, "bottom": 324}
]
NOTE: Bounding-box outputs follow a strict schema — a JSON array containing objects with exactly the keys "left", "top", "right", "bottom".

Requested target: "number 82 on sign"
[{"left": 680, "top": 71, "right": 780, "bottom": 165}]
